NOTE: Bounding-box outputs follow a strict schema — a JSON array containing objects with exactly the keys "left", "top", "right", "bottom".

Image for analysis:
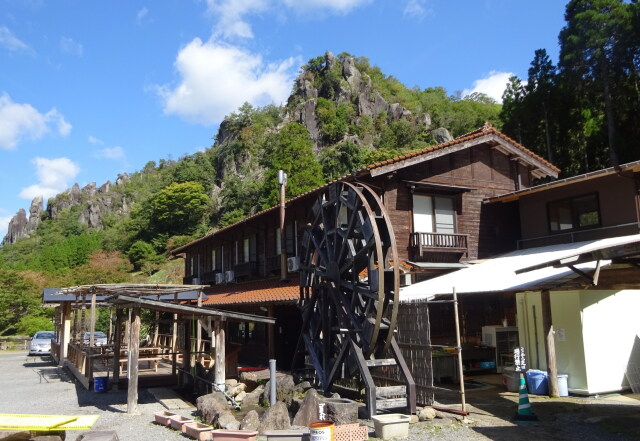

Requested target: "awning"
[{"left": 400, "top": 234, "right": 640, "bottom": 302}]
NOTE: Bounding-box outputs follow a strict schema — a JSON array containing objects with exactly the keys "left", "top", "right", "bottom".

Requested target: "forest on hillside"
[{"left": 0, "top": 0, "right": 638, "bottom": 336}]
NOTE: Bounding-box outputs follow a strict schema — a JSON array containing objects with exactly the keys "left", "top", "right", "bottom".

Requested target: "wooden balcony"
[{"left": 410, "top": 232, "right": 469, "bottom": 260}]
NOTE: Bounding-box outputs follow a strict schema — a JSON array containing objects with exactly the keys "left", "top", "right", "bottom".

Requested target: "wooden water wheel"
[{"left": 292, "top": 181, "right": 415, "bottom": 417}]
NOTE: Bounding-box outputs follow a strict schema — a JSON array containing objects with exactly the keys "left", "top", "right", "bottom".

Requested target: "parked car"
[
  {"left": 83, "top": 331, "right": 108, "bottom": 346},
  {"left": 29, "top": 331, "right": 55, "bottom": 355}
]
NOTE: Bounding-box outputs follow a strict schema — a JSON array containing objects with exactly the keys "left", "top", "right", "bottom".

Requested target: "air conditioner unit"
[
  {"left": 192, "top": 277, "right": 201, "bottom": 285},
  {"left": 215, "top": 273, "right": 225, "bottom": 284},
  {"left": 287, "top": 256, "right": 301, "bottom": 272},
  {"left": 225, "top": 270, "right": 235, "bottom": 283}
]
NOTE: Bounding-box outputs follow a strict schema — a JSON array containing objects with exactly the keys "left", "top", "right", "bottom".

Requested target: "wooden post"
[
  {"left": 267, "top": 306, "right": 275, "bottom": 360},
  {"left": 214, "top": 318, "right": 225, "bottom": 389},
  {"left": 197, "top": 291, "right": 202, "bottom": 365},
  {"left": 183, "top": 316, "right": 192, "bottom": 387},
  {"left": 172, "top": 314, "right": 178, "bottom": 376},
  {"left": 112, "top": 308, "right": 123, "bottom": 390},
  {"left": 152, "top": 311, "right": 160, "bottom": 347},
  {"left": 127, "top": 306, "right": 141, "bottom": 414},
  {"left": 89, "top": 292, "right": 97, "bottom": 347},
  {"left": 541, "top": 290, "right": 559, "bottom": 397},
  {"left": 279, "top": 170, "right": 287, "bottom": 281},
  {"left": 453, "top": 288, "right": 466, "bottom": 413},
  {"left": 59, "top": 302, "right": 72, "bottom": 365}
]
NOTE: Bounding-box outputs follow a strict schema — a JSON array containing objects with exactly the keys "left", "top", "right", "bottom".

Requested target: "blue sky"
[{"left": 0, "top": 0, "right": 567, "bottom": 239}]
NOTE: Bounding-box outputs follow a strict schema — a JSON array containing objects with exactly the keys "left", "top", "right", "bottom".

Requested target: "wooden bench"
[{"left": 118, "top": 357, "right": 162, "bottom": 375}]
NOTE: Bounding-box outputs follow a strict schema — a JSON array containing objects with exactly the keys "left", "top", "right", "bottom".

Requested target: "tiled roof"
[
  {"left": 202, "top": 278, "right": 300, "bottom": 306},
  {"left": 361, "top": 122, "right": 560, "bottom": 174}
]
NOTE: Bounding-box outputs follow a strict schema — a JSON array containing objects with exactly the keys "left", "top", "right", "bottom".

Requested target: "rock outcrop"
[{"left": 2, "top": 196, "right": 43, "bottom": 246}]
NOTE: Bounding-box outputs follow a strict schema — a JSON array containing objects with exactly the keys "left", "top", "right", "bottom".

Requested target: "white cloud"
[
  {"left": 155, "top": 38, "right": 298, "bottom": 125},
  {"left": 19, "top": 157, "right": 80, "bottom": 200},
  {"left": 403, "top": 0, "right": 431, "bottom": 20},
  {"left": 0, "top": 26, "right": 31, "bottom": 53},
  {"left": 95, "top": 146, "right": 124, "bottom": 160},
  {"left": 137, "top": 7, "right": 150, "bottom": 24},
  {"left": 60, "top": 36, "right": 83, "bottom": 56},
  {"left": 462, "top": 71, "right": 514, "bottom": 103},
  {"left": 88, "top": 135, "right": 104, "bottom": 145},
  {"left": 0, "top": 93, "right": 72, "bottom": 149},
  {"left": 206, "top": 0, "right": 368, "bottom": 39}
]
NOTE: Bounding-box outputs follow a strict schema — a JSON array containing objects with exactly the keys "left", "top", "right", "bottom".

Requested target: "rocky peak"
[{"left": 2, "top": 196, "right": 43, "bottom": 246}]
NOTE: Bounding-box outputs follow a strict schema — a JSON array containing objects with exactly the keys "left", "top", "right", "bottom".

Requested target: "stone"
[
  {"left": 431, "top": 127, "right": 453, "bottom": 144},
  {"left": 239, "top": 371, "right": 259, "bottom": 391},
  {"left": 217, "top": 411, "right": 240, "bottom": 430},
  {"left": 239, "top": 410, "right": 260, "bottom": 431},
  {"left": 225, "top": 379, "right": 238, "bottom": 387},
  {"left": 235, "top": 391, "right": 247, "bottom": 402},
  {"left": 258, "top": 402, "right": 291, "bottom": 434},
  {"left": 409, "top": 414, "right": 419, "bottom": 424},
  {"left": 242, "top": 385, "right": 264, "bottom": 407},
  {"left": 294, "top": 381, "right": 312, "bottom": 394},
  {"left": 197, "top": 392, "right": 229, "bottom": 425},
  {"left": 74, "top": 432, "right": 119, "bottom": 441},
  {"left": 31, "top": 437, "right": 64, "bottom": 441},
  {"left": 1, "top": 209, "right": 27, "bottom": 245},
  {"left": 418, "top": 406, "right": 437, "bottom": 421},
  {"left": 227, "top": 382, "right": 246, "bottom": 397},
  {"left": 323, "top": 397, "right": 358, "bottom": 425},
  {"left": 260, "top": 374, "right": 296, "bottom": 407},
  {"left": 292, "top": 388, "right": 322, "bottom": 427}
]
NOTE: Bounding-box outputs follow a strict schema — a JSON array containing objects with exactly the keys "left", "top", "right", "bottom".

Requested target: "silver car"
[
  {"left": 83, "top": 331, "right": 108, "bottom": 346},
  {"left": 29, "top": 331, "right": 55, "bottom": 355}
]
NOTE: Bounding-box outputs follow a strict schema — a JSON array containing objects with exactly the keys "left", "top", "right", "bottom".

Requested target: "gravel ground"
[{"left": 2, "top": 351, "right": 640, "bottom": 441}]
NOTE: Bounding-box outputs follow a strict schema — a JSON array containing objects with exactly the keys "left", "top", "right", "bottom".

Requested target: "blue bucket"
[
  {"left": 525, "top": 369, "right": 548, "bottom": 395},
  {"left": 94, "top": 376, "right": 108, "bottom": 392}
]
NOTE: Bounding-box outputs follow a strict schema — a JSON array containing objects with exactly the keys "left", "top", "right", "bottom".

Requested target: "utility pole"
[{"left": 279, "top": 170, "right": 288, "bottom": 281}]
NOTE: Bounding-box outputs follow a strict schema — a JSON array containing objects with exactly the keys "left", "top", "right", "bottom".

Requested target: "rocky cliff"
[{"left": 1, "top": 174, "right": 130, "bottom": 246}]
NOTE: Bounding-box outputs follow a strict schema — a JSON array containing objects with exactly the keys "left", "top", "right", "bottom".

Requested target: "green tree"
[
  {"left": 0, "top": 270, "right": 43, "bottom": 335},
  {"left": 151, "top": 182, "right": 210, "bottom": 235},
  {"left": 128, "top": 241, "right": 159, "bottom": 271},
  {"left": 261, "top": 123, "right": 324, "bottom": 208},
  {"left": 319, "top": 141, "right": 367, "bottom": 180}
]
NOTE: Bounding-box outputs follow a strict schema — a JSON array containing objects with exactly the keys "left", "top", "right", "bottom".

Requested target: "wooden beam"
[
  {"left": 214, "top": 318, "right": 225, "bottom": 389},
  {"left": 89, "top": 293, "right": 97, "bottom": 347},
  {"left": 112, "top": 308, "right": 123, "bottom": 390},
  {"left": 127, "top": 306, "right": 141, "bottom": 414},
  {"left": 541, "top": 290, "right": 559, "bottom": 398},
  {"left": 172, "top": 314, "right": 178, "bottom": 377}
]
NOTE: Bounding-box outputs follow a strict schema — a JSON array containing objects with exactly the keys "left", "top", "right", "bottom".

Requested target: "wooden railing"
[
  {"left": 51, "top": 340, "right": 60, "bottom": 363},
  {"left": 410, "top": 232, "right": 468, "bottom": 255}
]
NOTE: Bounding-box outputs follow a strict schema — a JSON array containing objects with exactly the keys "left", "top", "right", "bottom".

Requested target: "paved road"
[{"left": 0, "top": 351, "right": 194, "bottom": 441}]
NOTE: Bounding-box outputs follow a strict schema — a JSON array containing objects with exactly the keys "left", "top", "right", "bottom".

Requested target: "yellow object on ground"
[{"left": 0, "top": 414, "right": 99, "bottom": 431}]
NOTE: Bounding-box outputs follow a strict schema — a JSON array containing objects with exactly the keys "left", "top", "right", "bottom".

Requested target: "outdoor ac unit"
[
  {"left": 225, "top": 270, "right": 235, "bottom": 283},
  {"left": 287, "top": 256, "right": 301, "bottom": 272},
  {"left": 192, "top": 277, "right": 201, "bottom": 285},
  {"left": 215, "top": 273, "right": 225, "bottom": 284}
]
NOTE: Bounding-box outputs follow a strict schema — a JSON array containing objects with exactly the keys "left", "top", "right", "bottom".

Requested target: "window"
[
  {"left": 212, "top": 246, "right": 223, "bottom": 271},
  {"left": 548, "top": 194, "right": 600, "bottom": 232},
  {"left": 412, "top": 194, "right": 456, "bottom": 233},
  {"left": 275, "top": 228, "right": 282, "bottom": 255}
]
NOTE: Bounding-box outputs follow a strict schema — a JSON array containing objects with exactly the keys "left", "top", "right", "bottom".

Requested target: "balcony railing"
[
  {"left": 410, "top": 232, "right": 469, "bottom": 258},
  {"left": 234, "top": 261, "right": 259, "bottom": 278}
]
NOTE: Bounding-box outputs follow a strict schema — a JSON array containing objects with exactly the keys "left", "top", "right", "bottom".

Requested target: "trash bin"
[
  {"left": 94, "top": 376, "right": 108, "bottom": 392},
  {"left": 557, "top": 374, "right": 569, "bottom": 397},
  {"left": 503, "top": 367, "right": 519, "bottom": 392},
  {"left": 526, "top": 369, "right": 548, "bottom": 395}
]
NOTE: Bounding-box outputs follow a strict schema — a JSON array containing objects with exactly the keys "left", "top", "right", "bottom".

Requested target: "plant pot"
[
  {"left": 371, "top": 414, "right": 410, "bottom": 440},
  {"left": 169, "top": 414, "right": 195, "bottom": 432},
  {"left": 211, "top": 429, "right": 258, "bottom": 441},
  {"left": 263, "top": 429, "right": 310, "bottom": 441},
  {"left": 184, "top": 421, "right": 214, "bottom": 441},
  {"left": 154, "top": 411, "right": 177, "bottom": 426}
]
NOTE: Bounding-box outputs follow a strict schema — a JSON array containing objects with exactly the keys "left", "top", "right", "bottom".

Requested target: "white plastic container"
[
  {"left": 557, "top": 374, "right": 569, "bottom": 397},
  {"left": 503, "top": 367, "right": 519, "bottom": 392},
  {"left": 371, "top": 414, "right": 410, "bottom": 440}
]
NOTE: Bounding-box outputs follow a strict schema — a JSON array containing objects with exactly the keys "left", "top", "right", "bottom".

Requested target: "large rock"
[
  {"left": 432, "top": 127, "right": 453, "bottom": 144},
  {"left": 418, "top": 406, "right": 437, "bottom": 421},
  {"left": 323, "top": 398, "right": 358, "bottom": 425},
  {"left": 242, "top": 384, "right": 264, "bottom": 407},
  {"left": 196, "top": 392, "right": 229, "bottom": 425},
  {"left": 239, "top": 410, "right": 260, "bottom": 431},
  {"left": 260, "top": 374, "right": 296, "bottom": 407},
  {"left": 217, "top": 411, "right": 240, "bottom": 430},
  {"left": 239, "top": 371, "right": 259, "bottom": 391},
  {"left": 258, "top": 402, "right": 291, "bottom": 434},
  {"left": 1, "top": 209, "right": 28, "bottom": 245},
  {"left": 292, "top": 388, "right": 322, "bottom": 426}
]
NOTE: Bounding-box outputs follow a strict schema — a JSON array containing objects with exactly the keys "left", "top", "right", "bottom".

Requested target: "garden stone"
[
  {"left": 292, "top": 388, "right": 322, "bottom": 426},
  {"left": 239, "top": 410, "right": 260, "bottom": 431},
  {"left": 197, "top": 392, "right": 229, "bottom": 425},
  {"left": 258, "top": 402, "right": 291, "bottom": 434},
  {"left": 260, "top": 374, "right": 296, "bottom": 407},
  {"left": 235, "top": 391, "right": 247, "bottom": 402},
  {"left": 239, "top": 371, "right": 259, "bottom": 391},
  {"left": 324, "top": 398, "right": 358, "bottom": 424},
  {"left": 217, "top": 411, "right": 240, "bottom": 430},
  {"left": 418, "top": 406, "right": 436, "bottom": 421}
]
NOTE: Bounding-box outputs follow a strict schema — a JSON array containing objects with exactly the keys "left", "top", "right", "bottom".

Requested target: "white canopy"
[{"left": 400, "top": 234, "right": 640, "bottom": 302}]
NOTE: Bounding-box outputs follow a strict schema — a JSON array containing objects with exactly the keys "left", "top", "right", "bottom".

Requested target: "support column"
[
  {"left": 172, "top": 314, "right": 178, "bottom": 376},
  {"left": 267, "top": 306, "right": 275, "bottom": 360},
  {"left": 182, "top": 316, "right": 192, "bottom": 387},
  {"left": 89, "top": 292, "right": 97, "bottom": 347},
  {"left": 112, "top": 308, "right": 123, "bottom": 390},
  {"left": 214, "top": 318, "right": 225, "bottom": 390},
  {"left": 127, "top": 306, "right": 141, "bottom": 414},
  {"left": 197, "top": 292, "right": 202, "bottom": 365},
  {"left": 541, "top": 290, "right": 559, "bottom": 397},
  {"left": 59, "top": 302, "right": 72, "bottom": 365}
]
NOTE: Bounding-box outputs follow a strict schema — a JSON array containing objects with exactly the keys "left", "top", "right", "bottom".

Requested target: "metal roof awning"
[
  {"left": 407, "top": 261, "right": 471, "bottom": 269},
  {"left": 43, "top": 286, "right": 204, "bottom": 303},
  {"left": 400, "top": 234, "right": 640, "bottom": 302}
]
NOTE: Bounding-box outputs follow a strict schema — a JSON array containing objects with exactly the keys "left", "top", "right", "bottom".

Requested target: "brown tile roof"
[
  {"left": 202, "top": 278, "right": 300, "bottom": 306},
  {"left": 361, "top": 122, "right": 560, "bottom": 174}
]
